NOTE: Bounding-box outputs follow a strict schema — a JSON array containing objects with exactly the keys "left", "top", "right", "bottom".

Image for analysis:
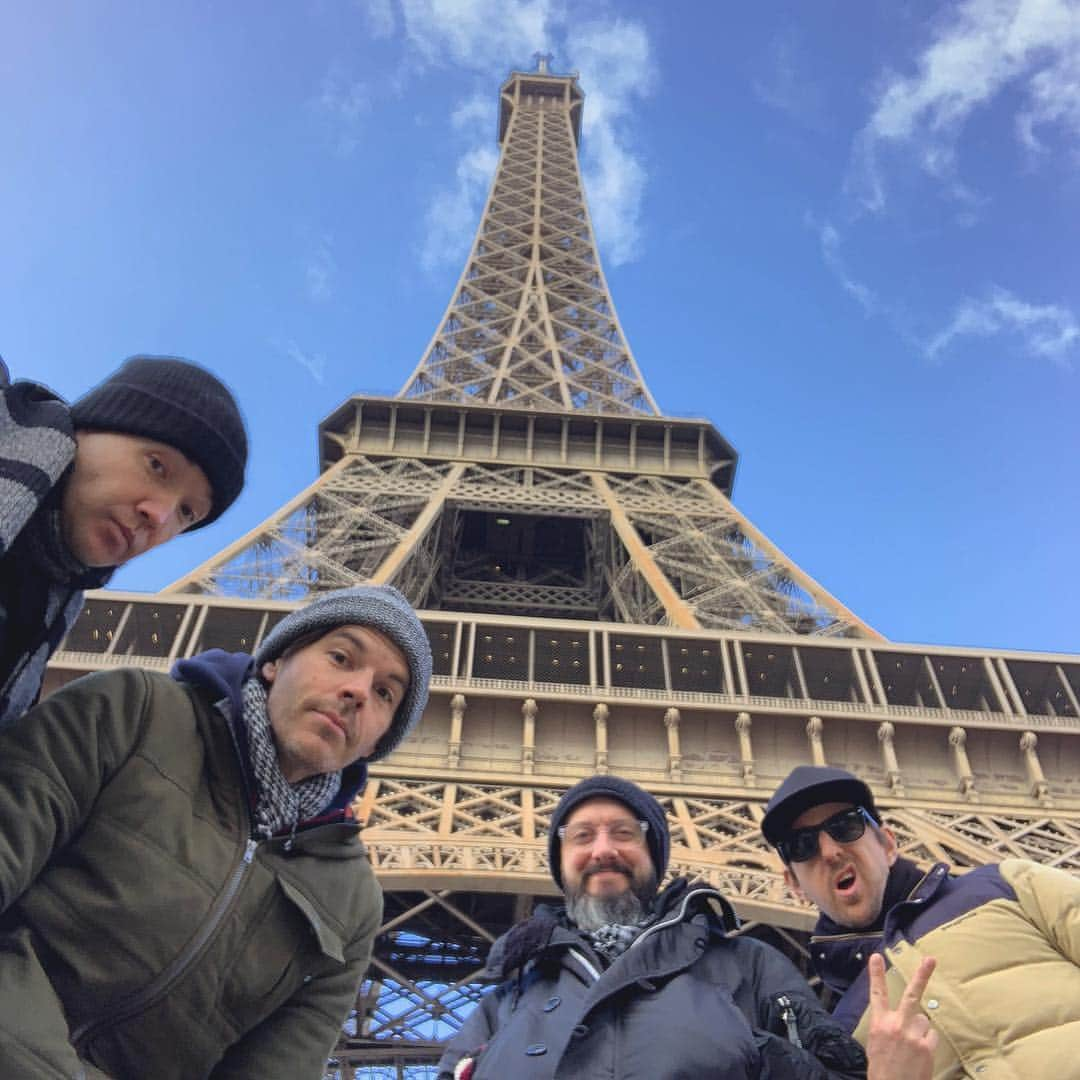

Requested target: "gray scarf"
[
  {"left": 0, "top": 378, "right": 110, "bottom": 726},
  {"left": 241, "top": 676, "right": 341, "bottom": 838}
]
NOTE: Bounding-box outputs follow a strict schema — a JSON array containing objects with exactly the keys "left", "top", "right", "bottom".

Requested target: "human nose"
[
  {"left": 817, "top": 828, "right": 844, "bottom": 860},
  {"left": 340, "top": 666, "right": 374, "bottom": 704},
  {"left": 588, "top": 827, "right": 619, "bottom": 860},
  {"left": 136, "top": 495, "right": 176, "bottom": 530}
]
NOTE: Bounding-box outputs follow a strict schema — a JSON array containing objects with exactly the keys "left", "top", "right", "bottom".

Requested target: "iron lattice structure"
[{"left": 49, "top": 62, "right": 1080, "bottom": 1079}]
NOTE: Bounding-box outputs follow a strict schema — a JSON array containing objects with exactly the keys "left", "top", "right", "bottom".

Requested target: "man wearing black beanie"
[
  {"left": 439, "top": 774, "right": 868, "bottom": 1080},
  {"left": 0, "top": 354, "right": 248, "bottom": 725}
]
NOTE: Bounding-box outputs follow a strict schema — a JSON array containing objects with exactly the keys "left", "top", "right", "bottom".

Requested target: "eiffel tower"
[{"left": 49, "top": 59, "right": 1080, "bottom": 1077}]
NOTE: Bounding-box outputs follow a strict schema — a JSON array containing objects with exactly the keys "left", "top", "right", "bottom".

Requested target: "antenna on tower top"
[{"left": 533, "top": 51, "right": 553, "bottom": 74}]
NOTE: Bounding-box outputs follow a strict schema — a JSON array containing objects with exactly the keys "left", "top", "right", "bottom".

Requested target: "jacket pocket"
[
  {"left": 218, "top": 877, "right": 336, "bottom": 1032},
  {"left": 279, "top": 876, "right": 346, "bottom": 963}
]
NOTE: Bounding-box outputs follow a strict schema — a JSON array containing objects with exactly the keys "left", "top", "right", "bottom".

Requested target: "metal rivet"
[
  {"left": 525, "top": 1043, "right": 547, "bottom": 1056},
  {"left": 855, "top": 952, "right": 863, "bottom": 961},
  {"left": 302, "top": 974, "right": 313, "bottom": 984},
  {"left": 543, "top": 996, "right": 560, "bottom": 1012},
  {"left": 926, "top": 999, "right": 939, "bottom": 1010}
]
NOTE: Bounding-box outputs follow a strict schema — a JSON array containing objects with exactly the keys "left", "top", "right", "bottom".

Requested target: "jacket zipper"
[
  {"left": 70, "top": 836, "right": 259, "bottom": 1049},
  {"left": 568, "top": 947, "right": 602, "bottom": 983},
  {"left": 776, "top": 994, "right": 803, "bottom": 1048},
  {"left": 628, "top": 887, "right": 714, "bottom": 951}
]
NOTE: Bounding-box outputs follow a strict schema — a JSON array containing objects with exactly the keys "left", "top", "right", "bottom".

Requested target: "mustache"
[{"left": 583, "top": 860, "right": 632, "bottom": 880}]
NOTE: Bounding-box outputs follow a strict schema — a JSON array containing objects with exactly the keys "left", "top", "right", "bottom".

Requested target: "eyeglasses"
[
  {"left": 556, "top": 820, "right": 649, "bottom": 849},
  {"left": 777, "top": 807, "right": 875, "bottom": 864}
]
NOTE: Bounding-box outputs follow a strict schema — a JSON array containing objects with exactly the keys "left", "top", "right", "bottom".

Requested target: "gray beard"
[{"left": 565, "top": 870, "right": 657, "bottom": 931}]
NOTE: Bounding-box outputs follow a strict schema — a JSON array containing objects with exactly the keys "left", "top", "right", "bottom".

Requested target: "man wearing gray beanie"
[
  {"left": 439, "top": 774, "right": 867, "bottom": 1080},
  {"left": 0, "top": 353, "right": 248, "bottom": 725},
  {"left": 0, "top": 583, "right": 432, "bottom": 1078}
]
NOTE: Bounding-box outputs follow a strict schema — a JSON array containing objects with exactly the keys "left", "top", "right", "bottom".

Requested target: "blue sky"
[{"left": 2, "top": 0, "right": 1077, "bottom": 654}]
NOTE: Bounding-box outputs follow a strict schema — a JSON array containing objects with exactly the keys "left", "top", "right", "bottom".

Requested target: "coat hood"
[{"left": 171, "top": 648, "right": 369, "bottom": 816}]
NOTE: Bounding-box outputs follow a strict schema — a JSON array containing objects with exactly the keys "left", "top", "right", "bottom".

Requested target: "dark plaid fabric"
[
  {"left": 0, "top": 376, "right": 109, "bottom": 726},
  {"left": 586, "top": 918, "right": 651, "bottom": 965}
]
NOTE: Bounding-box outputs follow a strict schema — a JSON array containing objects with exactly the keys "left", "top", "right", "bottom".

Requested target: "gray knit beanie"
[
  {"left": 71, "top": 355, "right": 248, "bottom": 527},
  {"left": 254, "top": 585, "right": 433, "bottom": 762},
  {"left": 548, "top": 775, "right": 670, "bottom": 888}
]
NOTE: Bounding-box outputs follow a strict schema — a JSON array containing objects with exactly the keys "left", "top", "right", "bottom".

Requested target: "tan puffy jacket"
[{"left": 845, "top": 858, "right": 1080, "bottom": 1079}]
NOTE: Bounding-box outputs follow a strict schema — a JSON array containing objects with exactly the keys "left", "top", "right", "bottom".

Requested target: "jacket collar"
[
  {"left": 485, "top": 876, "right": 738, "bottom": 981},
  {"left": 809, "top": 858, "right": 948, "bottom": 994}
]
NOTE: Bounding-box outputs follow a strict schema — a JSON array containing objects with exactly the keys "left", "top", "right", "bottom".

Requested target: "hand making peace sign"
[{"left": 866, "top": 951, "right": 939, "bottom": 1080}]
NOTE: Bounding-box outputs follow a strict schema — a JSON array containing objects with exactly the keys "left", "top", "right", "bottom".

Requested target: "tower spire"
[{"left": 399, "top": 65, "right": 658, "bottom": 415}]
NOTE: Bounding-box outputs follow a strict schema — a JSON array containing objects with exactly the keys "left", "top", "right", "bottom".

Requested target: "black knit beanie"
[
  {"left": 71, "top": 355, "right": 247, "bottom": 527},
  {"left": 548, "top": 775, "right": 670, "bottom": 888}
]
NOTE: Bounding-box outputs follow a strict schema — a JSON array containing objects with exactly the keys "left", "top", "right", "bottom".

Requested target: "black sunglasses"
[{"left": 778, "top": 806, "right": 875, "bottom": 864}]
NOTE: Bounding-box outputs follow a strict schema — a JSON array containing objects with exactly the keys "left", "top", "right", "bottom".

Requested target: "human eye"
[
  {"left": 375, "top": 684, "right": 397, "bottom": 706},
  {"left": 567, "top": 826, "right": 595, "bottom": 847},
  {"left": 179, "top": 503, "right": 197, "bottom": 526},
  {"left": 610, "top": 823, "right": 639, "bottom": 844},
  {"left": 146, "top": 452, "right": 166, "bottom": 476},
  {"left": 327, "top": 648, "right": 349, "bottom": 666}
]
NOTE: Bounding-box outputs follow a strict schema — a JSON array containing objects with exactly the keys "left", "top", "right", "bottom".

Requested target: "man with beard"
[
  {"left": 438, "top": 775, "right": 870, "bottom": 1080},
  {"left": 763, "top": 765, "right": 1080, "bottom": 1078}
]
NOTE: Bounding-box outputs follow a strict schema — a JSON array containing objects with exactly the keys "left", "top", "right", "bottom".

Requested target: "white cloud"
[
  {"left": 811, "top": 218, "right": 877, "bottom": 314},
  {"left": 317, "top": 65, "right": 373, "bottom": 155},
  {"left": 567, "top": 18, "right": 656, "bottom": 266},
  {"left": 420, "top": 144, "right": 499, "bottom": 271},
  {"left": 1016, "top": 45, "right": 1080, "bottom": 153},
  {"left": 926, "top": 286, "right": 1080, "bottom": 365},
  {"left": 401, "top": 0, "right": 557, "bottom": 70},
  {"left": 305, "top": 236, "right": 335, "bottom": 301},
  {"left": 398, "top": 0, "right": 656, "bottom": 268},
  {"left": 362, "top": 0, "right": 397, "bottom": 39},
  {"left": 752, "top": 28, "right": 826, "bottom": 130},
  {"left": 451, "top": 92, "right": 494, "bottom": 131},
  {"left": 848, "top": 0, "right": 1080, "bottom": 212},
  {"left": 274, "top": 340, "right": 328, "bottom": 384}
]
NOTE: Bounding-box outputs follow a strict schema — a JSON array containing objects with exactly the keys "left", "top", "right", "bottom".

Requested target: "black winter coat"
[{"left": 438, "top": 878, "right": 866, "bottom": 1079}]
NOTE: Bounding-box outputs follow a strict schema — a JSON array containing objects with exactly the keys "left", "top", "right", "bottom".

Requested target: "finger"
[
  {"left": 897, "top": 955, "right": 936, "bottom": 1021},
  {"left": 867, "top": 952, "right": 889, "bottom": 1018}
]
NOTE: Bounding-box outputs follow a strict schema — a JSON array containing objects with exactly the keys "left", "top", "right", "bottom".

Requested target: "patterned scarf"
[
  {"left": 241, "top": 676, "right": 341, "bottom": 839},
  {"left": 0, "top": 378, "right": 110, "bottom": 726},
  {"left": 586, "top": 916, "right": 651, "bottom": 965}
]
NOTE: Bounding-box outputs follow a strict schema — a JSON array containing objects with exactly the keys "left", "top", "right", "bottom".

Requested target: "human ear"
[
  {"left": 881, "top": 825, "right": 900, "bottom": 867},
  {"left": 261, "top": 660, "right": 278, "bottom": 685},
  {"left": 783, "top": 866, "right": 805, "bottom": 900}
]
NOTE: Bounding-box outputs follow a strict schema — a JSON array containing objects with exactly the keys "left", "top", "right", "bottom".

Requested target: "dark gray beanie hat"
[
  {"left": 71, "top": 355, "right": 247, "bottom": 527},
  {"left": 254, "top": 585, "right": 433, "bottom": 763},
  {"left": 548, "top": 775, "right": 670, "bottom": 888}
]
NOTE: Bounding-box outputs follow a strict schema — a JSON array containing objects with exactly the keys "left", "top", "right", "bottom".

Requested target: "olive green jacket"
[{"left": 0, "top": 667, "right": 382, "bottom": 1079}]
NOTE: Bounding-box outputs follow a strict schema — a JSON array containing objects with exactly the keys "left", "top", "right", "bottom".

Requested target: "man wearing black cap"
[
  {"left": 0, "top": 584, "right": 433, "bottom": 1078},
  {"left": 439, "top": 774, "right": 867, "bottom": 1080},
  {"left": 763, "top": 764, "right": 1080, "bottom": 1078},
  {"left": 0, "top": 354, "right": 248, "bottom": 725}
]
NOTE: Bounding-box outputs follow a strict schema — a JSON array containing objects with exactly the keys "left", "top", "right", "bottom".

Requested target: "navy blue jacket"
[{"left": 439, "top": 878, "right": 866, "bottom": 1079}]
